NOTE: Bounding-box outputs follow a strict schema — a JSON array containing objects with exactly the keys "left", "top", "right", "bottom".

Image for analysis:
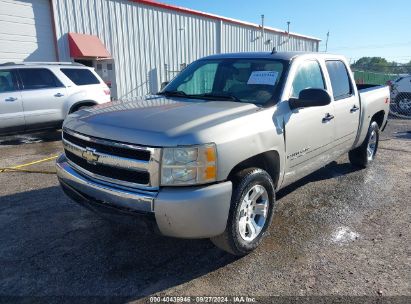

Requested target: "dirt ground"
[{"left": 0, "top": 119, "right": 410, "bottom": 303}]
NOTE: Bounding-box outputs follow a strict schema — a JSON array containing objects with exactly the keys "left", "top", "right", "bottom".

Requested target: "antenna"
[
  {"left": 325, "top": 31, "right": 330, "bottom": 52},
  {"left": 271, "top": 47, "right": 277, "bottom": 54}
]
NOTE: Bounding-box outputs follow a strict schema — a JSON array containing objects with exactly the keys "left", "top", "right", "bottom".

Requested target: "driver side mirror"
[{"left": 289, "top": 88, "right": 331, "bottom": 110}]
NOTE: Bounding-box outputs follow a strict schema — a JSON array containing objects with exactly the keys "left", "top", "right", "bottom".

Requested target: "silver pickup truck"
[{"left": 56, "top": 52, "right": 390, "bottom": 255}]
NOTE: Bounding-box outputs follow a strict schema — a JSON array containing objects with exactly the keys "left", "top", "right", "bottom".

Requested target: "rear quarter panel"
[{"left": 354, "top": 85, "right": 390, "bottom": 148}]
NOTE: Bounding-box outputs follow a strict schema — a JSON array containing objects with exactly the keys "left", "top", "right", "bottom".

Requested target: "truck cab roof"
[{"left": 202, "top": 51, "right": 345, "bottom": 61}]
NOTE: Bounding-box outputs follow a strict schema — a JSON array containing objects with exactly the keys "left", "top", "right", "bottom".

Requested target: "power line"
[{"left": 328, "top": 41, "right": 411, "bottom": 51}]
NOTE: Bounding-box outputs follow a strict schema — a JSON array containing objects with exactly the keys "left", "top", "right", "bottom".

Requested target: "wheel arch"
[
  {"left": 227, "top": 150, "right": 281, "bottom": 189},
  {"left": 68, "top": 100, "right": 97, "bottom": 114},
  {"left": 371, "top": 110, "right": 385, "bottom": 129}
]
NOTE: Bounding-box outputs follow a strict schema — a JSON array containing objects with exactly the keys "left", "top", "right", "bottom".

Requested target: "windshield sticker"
[{"left": 247, "top": 71, "right": 279, "bottom": 86}]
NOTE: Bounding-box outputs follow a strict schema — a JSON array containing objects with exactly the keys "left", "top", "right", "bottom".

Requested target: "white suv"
[
  {"left": 390, "top": 74, "right": 411, "bottom": 116},
  {"left": 0, "top": 62, "right": 111, "bottom": 135}
]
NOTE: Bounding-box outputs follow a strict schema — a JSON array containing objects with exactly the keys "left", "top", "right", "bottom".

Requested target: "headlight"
[{"left": 161, "top": 143, "right": 217, "bottom": 186}]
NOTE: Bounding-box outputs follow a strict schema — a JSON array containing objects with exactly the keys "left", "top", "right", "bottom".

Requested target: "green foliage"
[{"left": 351, "top": 57, "right": 411, "bottom": 74}]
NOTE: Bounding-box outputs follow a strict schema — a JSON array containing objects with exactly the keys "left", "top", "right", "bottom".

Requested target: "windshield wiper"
[
  {"left": 194, "top": 93, "right": 242, "bottom": 102},
  {"left": 157, "top": 90, "right": 188, "bottom": 97}
]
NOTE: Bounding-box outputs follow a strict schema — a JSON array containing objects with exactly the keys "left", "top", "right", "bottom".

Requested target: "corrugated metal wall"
[{"left": 52, "top": 0, "right": 319, "bottom": 98}]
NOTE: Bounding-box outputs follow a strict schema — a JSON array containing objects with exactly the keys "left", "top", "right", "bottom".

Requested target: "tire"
[
  {"left": 349, "top": 121, "right": 379, "bottom": 168},
  {"left": 395, "top": 94, "right": 411, "bottom": 116},
  {"left": 210, "top": 168, "right": 275, "bottom": 256}
]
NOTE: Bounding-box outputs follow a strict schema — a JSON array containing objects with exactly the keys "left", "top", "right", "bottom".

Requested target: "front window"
[
  {"left": 161, "top": 58, "right": 287, "bottom": 105},
  {"left": 291, "top": 60, "right": 325, "bottom": 98}
]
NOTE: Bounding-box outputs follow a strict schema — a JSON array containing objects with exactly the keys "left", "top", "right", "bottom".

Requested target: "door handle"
[
  {"left": 54, "top": 93, "right": 64, "bottom": 97},
  {"left": 5, "top": 97, "right": 17, "bottom": 102},
  {"left": 350, "top": 105, "right": 360, "bottom": 113},
  {"left": 322, "top": 113, "right": 334, "bottom": 123}
]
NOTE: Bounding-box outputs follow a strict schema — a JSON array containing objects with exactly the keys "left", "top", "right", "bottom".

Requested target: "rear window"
[
  {"left": 19, "top": 68, "right": 63, "bottom": 90},
  {"left": 325, "top": 60, "right": 353, "bottom": 100},
  {"left": 61, "top": 68, "right": 100, "bottom": 85}
]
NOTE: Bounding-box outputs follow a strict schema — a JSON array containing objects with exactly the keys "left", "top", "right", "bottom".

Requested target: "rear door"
[
  {"left": 0, "top": 69, "right": 24, "bottom": 132},
  {"left": 18, "top": 68, "right": 67, "bottom": 127},
  {"left": 325, "top": 60, "right": 359, "bottom": 154},
  {"left": 283, "top": 59, "right": 336, "bottom": 185}
]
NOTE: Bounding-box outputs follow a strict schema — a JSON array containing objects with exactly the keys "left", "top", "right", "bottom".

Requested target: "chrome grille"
[{"left": 62, "top": 129, "right": 161, "bottom": 190}]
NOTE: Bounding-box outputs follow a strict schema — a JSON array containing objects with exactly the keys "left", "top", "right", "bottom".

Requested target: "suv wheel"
[
  {"left": 210, "top": 168, "right": 275, "bottom": 256},
  {"left": 395, "top": 94, "right": 411, "bottom": 116},
  {"left": 349, "top": 121, "right": 379, "bottom": 168}
]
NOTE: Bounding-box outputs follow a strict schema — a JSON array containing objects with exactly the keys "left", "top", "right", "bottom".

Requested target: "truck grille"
[
  {"left": 62, "top": 129, "right": 161, "bottom": 189},
  {"left": 63, "top": 131, "right": 151, "bottom": 161}
]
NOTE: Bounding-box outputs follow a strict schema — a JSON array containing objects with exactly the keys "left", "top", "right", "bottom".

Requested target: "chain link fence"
[
  {"left": 390, "top": 90, "right": 411, "bottom": 119},
  {"left": 354, "top": 70, "right": 411, "bottom": 119}
]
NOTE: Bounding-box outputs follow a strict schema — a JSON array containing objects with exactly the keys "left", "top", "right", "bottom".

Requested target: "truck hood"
[{"left": 63, "top": 96, "right": 259, "bottom": 146}]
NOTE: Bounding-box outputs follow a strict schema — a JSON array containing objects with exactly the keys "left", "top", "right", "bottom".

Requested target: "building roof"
[{"left": 131, "top": 0, "right": 322, "bottom": 42}]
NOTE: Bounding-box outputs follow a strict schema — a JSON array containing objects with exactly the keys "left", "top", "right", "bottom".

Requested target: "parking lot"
[{"left": 0, "top": 119, "right": 410, "bottom": 301}]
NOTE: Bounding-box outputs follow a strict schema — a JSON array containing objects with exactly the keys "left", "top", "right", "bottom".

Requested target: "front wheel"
[
  {"left": 210, "top": 168, "right": 275, "bottom": 256},
  {"left": 349, "top": 121, "right": 379, "bottom": 168}
]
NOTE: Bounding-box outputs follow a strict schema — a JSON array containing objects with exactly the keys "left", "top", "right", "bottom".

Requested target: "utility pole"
[
  {"left": 325, "top": 31, "right": 330, "bottom": 52},
  {"left": 261, "top": 14, "right": 265, "bottom": 51},
  {"left": 287, "top": 21, "right": 290, "bottom": 35}
]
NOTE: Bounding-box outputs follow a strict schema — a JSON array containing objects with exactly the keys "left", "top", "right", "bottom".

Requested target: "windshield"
[{"left": 160, "top": 58, "right": 287, "bottom": 106}]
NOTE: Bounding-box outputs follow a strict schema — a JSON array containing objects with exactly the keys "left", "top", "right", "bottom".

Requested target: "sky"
[{"left": 159, "top": 0, "right": 411, "bottom": 63}]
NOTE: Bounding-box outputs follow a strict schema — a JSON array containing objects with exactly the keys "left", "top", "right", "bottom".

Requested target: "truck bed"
[{"left": 354, "top": 84, "right": 390, "bottom": 148}]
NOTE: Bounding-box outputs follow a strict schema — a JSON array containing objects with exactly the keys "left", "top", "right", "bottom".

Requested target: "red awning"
[{"left": 68, "top": 32, "right": 111, "bottom": 59}]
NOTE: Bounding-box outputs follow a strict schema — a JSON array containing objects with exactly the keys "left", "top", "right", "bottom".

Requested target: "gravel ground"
[{"left": 0, "top": 120, "right": 410, "bottom": 303}]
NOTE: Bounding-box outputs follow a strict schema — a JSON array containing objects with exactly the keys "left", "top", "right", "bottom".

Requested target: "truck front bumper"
[{"left": 56, "top": 155, "right": 232, "bottom": 238}]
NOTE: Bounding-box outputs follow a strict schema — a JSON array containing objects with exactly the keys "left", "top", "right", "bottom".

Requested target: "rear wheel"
[
  {"left": 69, "top": 102, "right": 95, "bottom": 114},
  {"left": 349, "top": 121, "right": 379, "bottom": 168},
  {"left": 210, "top": 168, "right": 275, "bottom": 256},
  {"left": 395, "top": 94, "right": 411, "bottom": 116}
]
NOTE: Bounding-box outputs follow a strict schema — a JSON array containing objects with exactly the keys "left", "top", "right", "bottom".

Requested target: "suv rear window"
[
  {"left": 61, "top": 68, "right": 100, "bottom": 85},
  {"left": 325, "top": 60, "right": 353, "bottom": 100},
  {"left": 19, "top": 68, "right": 63, "bottom": 90}
]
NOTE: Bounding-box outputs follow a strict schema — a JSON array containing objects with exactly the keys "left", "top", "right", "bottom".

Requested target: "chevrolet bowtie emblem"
[{"left": 82, "top": 148, "right": 99, "bottom": 164}]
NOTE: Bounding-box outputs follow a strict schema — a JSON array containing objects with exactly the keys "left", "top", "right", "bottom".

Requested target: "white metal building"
[{"left": 0, "top": 0, "right": 321, "bottom": 99}]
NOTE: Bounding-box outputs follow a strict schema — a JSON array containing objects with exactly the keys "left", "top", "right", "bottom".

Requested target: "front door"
[
  {"left": 282, "top": 59, "right": 336, "bottom": 186},
  {"left": 0, "top": 69, "right": 24, "bottom": 133},
  {"left": 17, "top": 68, "right": 67, "bottom": 127}
]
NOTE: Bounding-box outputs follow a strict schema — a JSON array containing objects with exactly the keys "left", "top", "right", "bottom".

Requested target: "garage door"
[{"left": 0, "top": 0, "right": 56, "bottom": 63}]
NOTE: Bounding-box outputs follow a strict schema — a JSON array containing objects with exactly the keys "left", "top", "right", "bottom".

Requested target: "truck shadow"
[
  {"left": 0, "top": 162, "right": 359, "bottom": 299},
  {"left": 277, "top": 161, "right": 360, "bottom": 200},
  {"left": 0, "top": 186, "right": 236, "bottom": 300}
]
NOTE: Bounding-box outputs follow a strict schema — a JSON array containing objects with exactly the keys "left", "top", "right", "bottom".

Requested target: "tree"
[
  {"left": 351, "top": 57, "right": 411, "bottom": 75},
  {"left": 351, "top": 57, "right": 390, "bottom": 73}
]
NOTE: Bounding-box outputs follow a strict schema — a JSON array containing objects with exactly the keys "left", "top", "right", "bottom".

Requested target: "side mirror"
[
  {"left": 160, "top": 81, "right": 169, "bottom": 90},
  {"left": 289, "top": 88, "right": 331, "bottom": 110}
]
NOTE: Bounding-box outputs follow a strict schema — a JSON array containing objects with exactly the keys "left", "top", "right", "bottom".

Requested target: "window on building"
[
  {"left": 325, "top": 60, "right": 353, "bottom": 100},
  {"left": 291, "top": 60, "right": 325, "bottom": 98},
  {"left": 0, "top": 70, "right": 16, "bottom": 93},
  {"left": 19, "top": 68, "right": 63, "bottom": 90},
  {"left": 61, "top": 68, "right": 100, "bottom": 86}
]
